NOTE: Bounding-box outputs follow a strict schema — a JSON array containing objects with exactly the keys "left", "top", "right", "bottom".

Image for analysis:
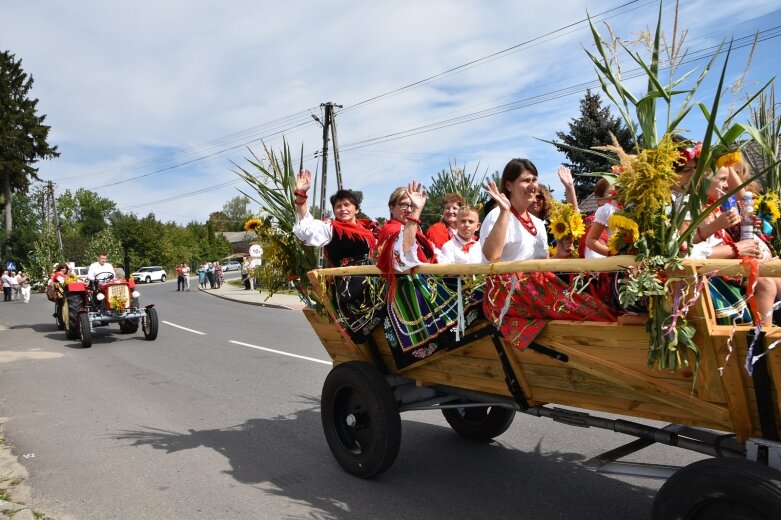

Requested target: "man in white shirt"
[{"left": 87, "top": 254, "right": 115, "bottom": 283}]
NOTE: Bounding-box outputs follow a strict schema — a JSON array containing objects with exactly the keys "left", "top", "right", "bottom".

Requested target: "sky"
[{"left": 2, "top": 0, "right": 780, "bottom": 224}]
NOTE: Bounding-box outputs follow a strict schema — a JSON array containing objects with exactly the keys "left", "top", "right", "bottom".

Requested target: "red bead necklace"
[{"left": 510, "top": 206, "right": 537, "bottom": 236}]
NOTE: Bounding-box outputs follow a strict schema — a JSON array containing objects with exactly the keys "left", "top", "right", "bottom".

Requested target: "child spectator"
[{"left": 437, "top": 205, "right": 482, "bottom": 264}]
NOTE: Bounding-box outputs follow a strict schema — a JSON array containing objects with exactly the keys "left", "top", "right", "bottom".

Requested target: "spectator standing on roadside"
[
  {"left": 2, "top": 270, "right": 11, "bottom": 301},
  {"left": 17, "top": 272, "right": 31, "bottom": 303},
  {"left": 214, "top": 261, "right": 224, "bottom": 289},
  {"left": 181, "top": 263, "right": 190, "bottom": 291},
  {"left": 176, "top": 263, "right": 185, "bottom": 291},
  {"left": 197, "top": 262, "right": 207, "bottom": 289},
  {"left": 241, "top": 257, "right": 251, "bottom": 290},
  {"left": 206, "top": 262, "right": 215, "bottom": 289},
  {"left": 9, "top": 271, "right": 19, "bottom": 301}
]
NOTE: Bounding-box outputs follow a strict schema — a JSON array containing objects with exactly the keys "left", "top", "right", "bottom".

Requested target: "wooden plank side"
[
  {"left": 540, "top": 339, "right": 733, "bottom": 429},
  {"left": 531, "top": 387, "right": 731, "bottom": 432}
]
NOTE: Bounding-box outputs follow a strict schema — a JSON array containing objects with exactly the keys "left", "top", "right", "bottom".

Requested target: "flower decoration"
[
  {"left": 109, "top": 294, "right": 128, "bottom": 312},
  {"left": 547, "top": 201, "right": 585, "bottom": 242},
  {"left": 244, "top": 218, "right": 264, "bottom": 232},
  {"left": 715, "top": 150, "right": 742, "bottom": 170},
  {"left": 755, "top": 192, "right": 781, "bottom": 223},
  {"left": 607, "top": 214, "right": 640, "bottom": 255}
]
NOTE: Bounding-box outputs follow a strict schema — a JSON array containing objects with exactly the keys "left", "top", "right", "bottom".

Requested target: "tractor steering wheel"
[{"left": 94, "top": 272, "right": 115, "bottom": 283}]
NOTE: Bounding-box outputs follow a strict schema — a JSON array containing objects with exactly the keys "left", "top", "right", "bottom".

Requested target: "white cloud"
[{"left": 2, "top": 0, "right": 779, "bottom": 222}]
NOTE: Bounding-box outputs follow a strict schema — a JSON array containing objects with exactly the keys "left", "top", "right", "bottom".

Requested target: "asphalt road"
[{"left": 0, "top": 279, "right": 705, "bottom": 519}]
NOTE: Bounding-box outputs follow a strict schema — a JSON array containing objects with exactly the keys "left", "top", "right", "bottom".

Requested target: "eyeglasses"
[{"left": 397, "top": 203, "right": 413, "bottom": 210}]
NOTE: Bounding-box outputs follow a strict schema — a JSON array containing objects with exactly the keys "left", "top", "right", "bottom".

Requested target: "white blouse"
[
  {"left": 292, "top": 212, "right": 333, "bottom": 247},
  {"left": 437, "top": 235, "right": 483, "bottom": 264},
  {"left": 479, "top": 207, "right": 548, "bottom": 262}
]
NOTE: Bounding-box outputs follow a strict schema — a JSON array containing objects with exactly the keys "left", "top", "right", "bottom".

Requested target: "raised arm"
[
  {"left": 294, "top": 169, "right": 312, "bottom": 220},
  {"left": 481, "top": 181, "right": 511, "bottom": 262},
  {"left": 403, "top": 180, "right": 427, "bottom": 254},
  {"left": 557, "top": 166, "right": 578, "bottom": 208}
]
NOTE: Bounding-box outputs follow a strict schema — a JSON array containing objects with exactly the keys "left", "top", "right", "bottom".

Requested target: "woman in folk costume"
[
  {"left": 480, "top": 158, "right": 615, "bottom": 351},
  {"left": 377, "top": 182, "right": 483, "bottom": 368},
  {"left": 292, "top": 169, "right": 384, "bottom": 343},
  {"left": 425, "top": 192, "right": 465, "bottom": 249}
]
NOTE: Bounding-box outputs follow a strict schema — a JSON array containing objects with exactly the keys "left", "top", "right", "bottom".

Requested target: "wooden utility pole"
[{"left": 315, "top": 101, "right": 343, "bottom": 266}]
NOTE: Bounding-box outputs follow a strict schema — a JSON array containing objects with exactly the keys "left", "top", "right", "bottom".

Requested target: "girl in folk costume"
[
  {"left": 480, "top": 158, "right": 615, "bottom": 351},
  {"left": 425, "top": 193, "right": 465, "bottom": 249},
  {"left": 292, "top": 169, "right": 384, "bottom": 343},
  {"left": 436, "top": 205, "right": 482, "bottom": 264},
  {"left": 377, "top": 182, "right": 483, "bottom": 368}
]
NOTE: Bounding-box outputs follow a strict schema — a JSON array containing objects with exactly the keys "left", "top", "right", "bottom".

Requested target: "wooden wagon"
[{"left": 304, "top": 257, "right": 781, "bottom": 519}]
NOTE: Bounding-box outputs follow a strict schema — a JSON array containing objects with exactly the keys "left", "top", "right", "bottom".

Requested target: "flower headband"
[
  {"left": 715, "top": 150, "right": 743, "bottom": 169},
  {"left": 679, "top": 141, "right": 702, "bottom": 163}
]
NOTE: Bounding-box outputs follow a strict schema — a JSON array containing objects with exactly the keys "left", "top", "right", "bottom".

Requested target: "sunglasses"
[
  {"left": 397, "top": 203, "right": 413, "bottom": 210},
  {"left": 535, "top": 195, "right": 545, "bottom": 201}
]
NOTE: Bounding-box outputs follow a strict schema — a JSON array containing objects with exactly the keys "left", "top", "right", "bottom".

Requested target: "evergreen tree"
[
  {"left": 554, "top": 90, "right": 635, "bottom": 201},
  {"left": 0, "top": 50, "right": 59, "bottom": 258}
]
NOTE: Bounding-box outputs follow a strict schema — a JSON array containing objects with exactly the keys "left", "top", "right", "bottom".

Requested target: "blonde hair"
[
  {"left": 457, "top": 205, "right": 480, "bottom": 220},
  {"left": 387, "top": 187, "right": 407, "bottom": 209}
]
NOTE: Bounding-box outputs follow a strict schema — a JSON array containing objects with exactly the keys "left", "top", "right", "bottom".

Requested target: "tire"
[
  {"left": 120, "top": 297, "right": 140, "bottom": 333},
  {"left": 160, "top": 274, "right": 166, "bottom": 282},
  {"left": 321, "top": 361, "right": 401, "bottom": 478},
  {"left": 652, "top": 458, "right": 781, "bottom": 520},
  {"left": 54, "top": 301, "right": 65, "bottom": 330},
  {"left": 78, "top": 312, "right": 92, "bottom": 348},
  {"left": 64, "top": 291, "right": 82, "bottom": 340},
  {"left": 441, "top": 401, "right": 515, "bottom": 442},
  {"left": 119, "top": 319, "right": 139, "bottom": 333},
  {"left": 145, "top": 276, "right": 151, "bottom": 284},
  {"left": 143, "top": 307, "right": 158, "bottom": 340}
]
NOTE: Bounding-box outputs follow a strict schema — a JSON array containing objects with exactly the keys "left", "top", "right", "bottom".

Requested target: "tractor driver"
[{"left": 87, "top": 253, "right": 115, "bottom": 287}]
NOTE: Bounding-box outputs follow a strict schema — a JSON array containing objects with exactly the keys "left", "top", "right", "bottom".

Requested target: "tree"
[
  {"left": 554, "top": 90, "right": 635, "bottom": 201},
  {"left": 0, "top": 50, "right": 59, "bottom": 258},
  {"left": 424, "top": 162, "right": 489, "bottom": 228},
  {"left": 221, "top": 195, "right": 253, "bottom": 231}
]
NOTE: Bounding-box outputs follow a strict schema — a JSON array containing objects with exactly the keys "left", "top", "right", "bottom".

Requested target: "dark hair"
[
  {"left": 56, "top": 263, "right": 68, "bottom": 272},
  {"left": 671, "top": 134, "right": 697, "bottom": 173},
  {"left": 329, "top": 189, "right": 360, "bottom": 209},
  {"left": 499, "top": 158, "right": 539, "bottom": 197},
  {"left": 594, "top": 177, "right": 611, "bottom": 198}
]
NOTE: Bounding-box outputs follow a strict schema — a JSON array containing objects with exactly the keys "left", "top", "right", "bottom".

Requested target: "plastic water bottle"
[{"left": 740, "top": 192, "right": 755, "bottom": 241}]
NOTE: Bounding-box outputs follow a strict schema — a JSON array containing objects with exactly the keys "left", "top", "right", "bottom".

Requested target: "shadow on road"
[{"left": 115, "top": 396, "right": 656, "bottom": 519}]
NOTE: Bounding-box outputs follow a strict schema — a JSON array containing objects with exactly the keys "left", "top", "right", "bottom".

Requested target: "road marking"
[
  {"left": 163, "top": 321, "right": 206, "bottom": 335},
  {"left": 229, "top": 340, "right": 331, "bottom": 365}
]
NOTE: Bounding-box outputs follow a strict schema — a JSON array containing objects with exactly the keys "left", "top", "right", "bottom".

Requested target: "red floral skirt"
[{"left": 483, "top": 272, "right": 616, "bottom": 350}]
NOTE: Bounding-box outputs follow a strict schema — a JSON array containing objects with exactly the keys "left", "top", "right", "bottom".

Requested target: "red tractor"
[{"left": 62, "top": 272, "right": 158, "bottom": 348}]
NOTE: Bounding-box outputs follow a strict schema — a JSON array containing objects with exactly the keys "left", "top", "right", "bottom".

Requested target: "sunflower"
[
  {"left": 568, "top": 212, "right": 586, "bottom": 239},
  {"left": 756, "top": 193, "right": 781, "bottom": 223},
  {"left": 244, "top": 218, "right": 264, "bottom": 232},
  {"left": 715, "top": 150, "right": 743, "bottom": 169},
  {"left": 608, "top": 213, "right": 640, "bottom": 242},
  {"left": 549, "top": 215, "right": 571, "bottom": 241}
]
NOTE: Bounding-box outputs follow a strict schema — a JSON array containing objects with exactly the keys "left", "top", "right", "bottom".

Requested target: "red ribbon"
[
  {"left": 742, "top": 256, "right": 761, "bottom": 326},
  {"left": 461, "top": 241, "right": 476, "bottom": 253}
]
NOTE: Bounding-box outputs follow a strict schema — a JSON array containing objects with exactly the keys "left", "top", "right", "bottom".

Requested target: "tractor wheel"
[
  {"left": 78, "top": 312, "right": 92, "bottom": 348},
  {"left": 119, "top": 319, "right": 139, "bottom": 333},
  {"left": 54, "top": 301, "right": 65, "bottom": 330},
  {"left": 64, "top": 291, "right": 82, "bottom": 340},
  {"left": 321, "top": 361, "right": 401, "bottom": 478},
  {"left": 143, "top": 307, "right": 158, "bottom": 340},
  {"left": 441, "top": 401, "right": 515, "bottom": 442}
]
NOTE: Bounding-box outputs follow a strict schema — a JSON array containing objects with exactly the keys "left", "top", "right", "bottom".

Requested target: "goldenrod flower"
[
  {"left": 715, "top": 151, "right": 742, "bottom": 169},
  {"left": 244, "top": 218, "right": 264, "bottom": 232}
]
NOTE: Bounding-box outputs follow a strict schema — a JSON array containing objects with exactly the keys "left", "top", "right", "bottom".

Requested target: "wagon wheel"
[
  {"left": 652, "top": 458, "right": 781, "bottom": 520},
  {"left": 54, "top": 301, "right": 65, "bottom": 330},
  {"left": 142, "top": 307, "right": 158, "bottom": 340},
  {"left": 321, "top": 361, "right": 401, "bottom": 478},
  {"left": 78, "top": 312, "right": 92, "bottom": 349},
  {"left": 63, "top": 291, "right": 82, "bottom": 340},
  {"left": 441, "top": 400, "right": 515, "bottom": 442}
]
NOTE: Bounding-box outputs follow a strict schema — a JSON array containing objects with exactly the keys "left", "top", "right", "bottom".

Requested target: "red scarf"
[
  {"left": 329, "top": 218, "right": 378, "bottom": 250},
  {"left": 377, "top": 219, "right": 437, "bottom": 300}
]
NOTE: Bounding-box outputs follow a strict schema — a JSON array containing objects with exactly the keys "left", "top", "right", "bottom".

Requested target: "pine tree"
[
  {"left": 0, "top": 50, "right": 59, "bottom": 258},
  {"left": 554, "top": 90, "right": 634, "bottom": 201}
]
